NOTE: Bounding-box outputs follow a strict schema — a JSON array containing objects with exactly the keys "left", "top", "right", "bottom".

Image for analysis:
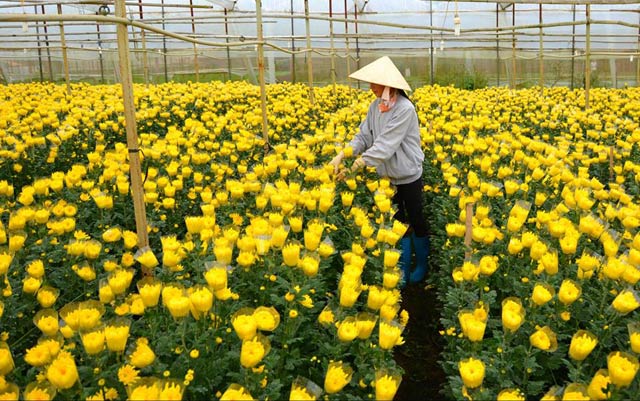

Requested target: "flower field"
[{"left": 0, "top": 80, "right": 639, "bottom": 400}]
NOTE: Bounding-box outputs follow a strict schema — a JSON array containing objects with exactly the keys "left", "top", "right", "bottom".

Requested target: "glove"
[{"left": 329, "top": 151, "right": 345, "bottom": 174}]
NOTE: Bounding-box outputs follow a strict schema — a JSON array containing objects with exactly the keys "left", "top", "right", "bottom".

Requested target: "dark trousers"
[{"left": 393, "top": 177, "right": 429, "bottom": 237}]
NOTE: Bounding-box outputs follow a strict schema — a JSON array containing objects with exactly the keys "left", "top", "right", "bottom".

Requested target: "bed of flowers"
[
  {"left": 1, "top": 79, "right": 640, "bottom": 401},
  {"left": 413, "top": 85, "right": 640, "bottom": 400},
  {"left": 0, "top": 81, "right": 411, "bottom": 401}
]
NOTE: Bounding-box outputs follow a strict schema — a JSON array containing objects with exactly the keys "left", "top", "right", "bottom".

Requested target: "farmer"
[{"left": 329, "top": 56, "right": 430, "bottom": 286}]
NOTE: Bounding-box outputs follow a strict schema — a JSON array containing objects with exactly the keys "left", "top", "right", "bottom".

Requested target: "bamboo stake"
[
  {"left": 189, "top": 0, "right": 199, "bottom": 82},
  {"left": 329, "top": 0, "right": 336, "bottom": 95},
  {"left": 256, "top": 0, "right": 270, "bottom": 152},
  {"left": 137, "top": 0, "right": 148, "bottom": 84},
  {"left": 224, "top": 8, "right": 231, "bottom": 81},
  {"left": 511, "top": 4, "right": 516, "bottom": 89},
  {"left": 586, "top": 4, "right": 591, "bottom": 110},
  {"left": 40, "top": 5, "right": 53, "bottom": 81},
  {"left": 304, "top": 0, "right": 315, "bottom": 105},
  {"left": 539, "top": 4, "right": 544, "bottom": 94},
  {"left": 464, "top": 202, "right": 474, "bottom": 261},
  {"left": 34, "top": 5, "right": 44, "bottom": 82},
  {"left": 57, "top": 4, "right": 71, "bottom": 95},
  {"left": 496, "top": 3, "right": 500, "bottom": 86},
  {"left": 571, "top": 4, "right": 576, "bottom": 89},
  {"left": 115, "top": 0, "right": 151, "bottom": 275},
  {"left": 344, "top": 0, "right": 351, "bottom": 87}
]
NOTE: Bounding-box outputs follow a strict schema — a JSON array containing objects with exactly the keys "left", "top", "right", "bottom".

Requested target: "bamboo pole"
[
  {"left": 354, "top": 0, "right": 360, "bottom": 73},
  {"left": 637, "top": 11, "right": 640, "bottom": 85},
  {"left": 539, "top": 4, "right": 544, "bottom": 94},
  {"left": 189, "top": 0, "right": 199, "bottom": 82},
  {"left": 137, "top": 0, "right": 149, "bottom": 84},
  {"left": 585, "top": 4, "right": 591, "bottom": 110},
  {"left": 430, "top": 0, "right": 434, "bottom": 85},
  {"left": 329, "top": 0, "right": 336, "bottom": 95},
  {"left": 344, "top": 0, "right": 351, "bottom": 86},
  {"left": 40, "top": 5, "right": 53, "bottom": 81},
  {"left": 511, "top": 3, "right": 516, "bottom": 89},
  {"left": 256, "top": 0, "right": 270, "bottom": 152},
  {"left": 224, "top": 8, "right": 231, "bottom": 81},
  {"left": 57, "top": 4, "right": 71, "bottom": 94},
  {"left": 34, "top": 5, "right": 44, "bottom": 82},
  {"left": 289, "top": 0, "right": 295, "bottom": 82},
  {"left": 97, "top": 23, "right": 105, "bottom": 83},
  {"left": 496, "top": 3, "right": 500, "bottom": 86},
  {"left": 115, "top": 0, "right": 151, "bottom": 275},
  {"left": 571, "top": 4, "right": 576, "bottom": 89},
  {"left": 160, "top": 0, "right": 168, "bottom": 82},
  {"left": 304, "top": 0, "right": 315, "bottom": 105},
  {"left": 464, "top": 202, "right": 474, "bottom": 261}
]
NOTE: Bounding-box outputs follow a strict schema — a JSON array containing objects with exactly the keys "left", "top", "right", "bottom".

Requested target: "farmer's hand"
[
  {"left": 351, "top": 157, "right": 365, "bottom": 173},
  {"left": 329, "top": 151, "right": 345, "bottom": 174}
]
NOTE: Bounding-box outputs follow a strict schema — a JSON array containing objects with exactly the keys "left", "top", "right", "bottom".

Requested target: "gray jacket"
[{"left": 349, "top": 95, "right": 424, "bottom": 185}]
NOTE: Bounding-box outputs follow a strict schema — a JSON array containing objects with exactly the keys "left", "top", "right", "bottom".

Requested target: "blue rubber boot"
[
  {"left": 399, "top": 236, "right": 413, "bottom": 287},
  {"left": 410, "top": 235, "right": 430, "bottom": 283}
]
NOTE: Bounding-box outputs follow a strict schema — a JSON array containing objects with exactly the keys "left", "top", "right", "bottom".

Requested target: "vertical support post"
[
  {"left": 137, "top": 0, "right": 149, "bottom": 84},
  {"left": 290, "top": 0, "right": 296, "bottom": 82},
  {"left": 189, "top": 0, "right": 199, "bottom": 82},
  {"left": 464, "top": 202, "right": 474, "bottom": 261},
  {"left": 538, "top": 4, "right": 544, "bottom": 94},
  {"left": 344, "top": 0, "right": 351, "bottom": 86},
  {"left": 41, "top": 5, "right": 53, "bottom": 81},
  {"left": 57, "top": 4, "right": 71, "bottom": 95},
  {"left": 304, "top": 0, "right": 315, "bottom": 105},
  {"left": 430, "top": 0, "right": 434, "bottom": 85},
  {"left": 511, "top": 3, "right": 516, "bottom": 89},
  {"left": 585, "top": 4, "right": 591, "bottom": 110},
  {"left": 329, "top": 0, "right": 336, "bottom": 94},
  {"left": 256, "top": 0, "right": 270, "bottom": 151},
  {"left": 354, "top": 0, "right": 360, "bottom": 73},
  {"left": 34, "top": 5, "right": 44, "bottom": 82},
  {"left": 570, "top": 4, "right": 576, "bottom": 90},
  {"left": 637, "top": 12, "right": 640, "bottom": 86},
  {"left": 224, "top": 8, "right": 232, "bottom": 81},
  {"left": 496, "top": 3, "right": 500, "bottom": 87},
  {"left": 115, "top": 0, "right": 151, "bottom": 273},
  {"left": 160, "top": 0, "right": 168, "bottom": 82},
  {"left": 97, "top": 23, "right": 105, "bottom": 83}
]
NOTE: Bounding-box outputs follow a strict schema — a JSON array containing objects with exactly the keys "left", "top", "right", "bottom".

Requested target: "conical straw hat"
[{"left": 349, "top": 56, "right": 411, "bottom": 91}]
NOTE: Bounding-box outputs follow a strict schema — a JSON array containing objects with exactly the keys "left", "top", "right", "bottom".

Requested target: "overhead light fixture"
[
  {"left": 631, "top": 55, "right": 635, "bottom": 62},
  {"left": 204, "top": 0, "right": 237, "bottom": 10},
  {"left": 454, "top": 15, "right": 461, "bottom": 36},
  {"left": 22, "top": 22, "right": 28, "bottom": 32},
  {"left": 440, "top": 40, "right": 444, "bottom": 52}
]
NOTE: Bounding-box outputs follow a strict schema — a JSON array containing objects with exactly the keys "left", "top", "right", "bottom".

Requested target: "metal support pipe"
[
  {"left": 304, "top": 0, "right": 314, "bottom": 105},
  {"left": 34, "top": 5, "right": 44, "bottom": 82},
  {"left": 189, "top": 0, "right": 199, "bottom": 82},
  {"left": 41, "top": 5, "right": 53, "bottom": 81},
  {"left": 115, "top": 0, "right": 151, "bottom": 274},
  {"left": 256, "top": 0, "right": 269, "bottom": 151},
  {"left": 585, "top": 4, "right": 591, "bottom": 110}
]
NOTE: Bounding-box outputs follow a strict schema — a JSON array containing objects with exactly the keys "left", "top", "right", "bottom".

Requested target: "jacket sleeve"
[
  {"left": 361, "top": 105, "right": 414, "bottom": 167},
  {"left": 348, "top": 105, "right": 374, "bottom": 156}
]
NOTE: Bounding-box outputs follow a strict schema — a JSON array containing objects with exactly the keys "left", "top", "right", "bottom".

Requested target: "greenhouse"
[{"left": 1, "top": 0, "right": 640, "bottom": 400}]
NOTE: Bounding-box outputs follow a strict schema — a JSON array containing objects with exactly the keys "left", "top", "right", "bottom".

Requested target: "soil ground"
[{"left": 394, "top": 282, "right": 447, "bottom": 400}]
